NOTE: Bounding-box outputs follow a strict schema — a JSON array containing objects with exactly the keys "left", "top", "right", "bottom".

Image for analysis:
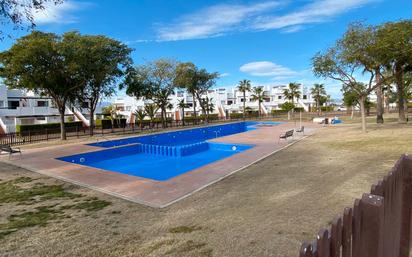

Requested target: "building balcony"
[{"left": 0, "top": 107, "right": 60, "bottom": 117}]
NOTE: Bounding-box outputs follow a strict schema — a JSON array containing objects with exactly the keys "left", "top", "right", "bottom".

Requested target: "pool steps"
[{"left": 138, "top": 142, "right": 209, "bottom": 157}]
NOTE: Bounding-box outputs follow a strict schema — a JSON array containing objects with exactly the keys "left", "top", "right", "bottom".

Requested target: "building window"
[
  {"left": 241, "top": 98, "right": 246, "bottom": 102},
  {"left": 37, "top": 101, "right": 49, "bottom": 107},
  {"left": 278, "top": 96, "right": 282, "bottom": 100},
  {"left": 227, "top": 100, "right": 233, "bottom": 105},
  {"left": 8, "top": 101, "right": 19, "bottom": 109},
  {"left": 126, "top": 106, "right": 131, "bottom": 111},
  {"left": 0, "top": 101, "right": 4, "bottom": 108},
  {"left": 303, "top": 95, "right": 307, "bottom": 100}
]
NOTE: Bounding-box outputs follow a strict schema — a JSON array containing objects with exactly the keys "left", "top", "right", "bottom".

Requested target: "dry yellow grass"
[{"left": 1, "top": 122, "right": 411, "bottom": 257}]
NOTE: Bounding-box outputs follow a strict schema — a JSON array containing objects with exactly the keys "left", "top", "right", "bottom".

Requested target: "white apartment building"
[
  {"left": 0, "top": 85, "right": 94, "bottom": 134},
  {"left": 114, "top": 84, "right": 316, "bottom": 123}
]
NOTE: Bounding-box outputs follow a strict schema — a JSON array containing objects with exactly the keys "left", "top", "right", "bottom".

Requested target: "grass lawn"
[{"left": 1, "top": 121, "right": 411, "bottom": 257}]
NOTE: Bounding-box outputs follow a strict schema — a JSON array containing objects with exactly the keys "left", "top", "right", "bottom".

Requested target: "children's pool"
[{"left": 57, "top": 121, "right": 281, "bottom": 181}]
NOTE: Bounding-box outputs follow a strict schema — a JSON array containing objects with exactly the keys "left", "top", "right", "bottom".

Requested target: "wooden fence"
[{"left": 299, "top": 155, "right": 412, "bottom": 257}]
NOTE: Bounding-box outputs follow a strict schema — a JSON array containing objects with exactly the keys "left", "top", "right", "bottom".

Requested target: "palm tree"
[
  {"left": 310, "top": 83, "right": 326, "bottom": 115},
  {"left": 144, "top": 103, "right": 158, "bottom": 128},
  {"left": 177, "top": 99, "right": 188, "bottom": 126},
  {"left": 251, "top": 86, "right": 265, "bottom": 117},
  {"left": 134, "top": 109, "right": 146, "bottom": 129},
  {"left": 237, "top": 79, "right": 251, "bottom": 120},
  {"left": 283, "top": 82, "right": 301, "bottom": 118}
]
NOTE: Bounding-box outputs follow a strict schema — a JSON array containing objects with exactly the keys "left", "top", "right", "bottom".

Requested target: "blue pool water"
[{"left": 57, "top": 121, "right": 281, "bottom": 181}]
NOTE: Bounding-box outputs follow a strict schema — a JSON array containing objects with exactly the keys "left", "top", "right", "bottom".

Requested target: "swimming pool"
[{"left": 57, "top": 121, "right": 281, "bottom": 181}]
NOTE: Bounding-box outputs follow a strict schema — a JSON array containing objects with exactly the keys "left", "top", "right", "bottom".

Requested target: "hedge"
[
  {"left": 271, "top": 110, "right": 288, "bottom": 115},
  {"left": 16, "top": 121, "right": 83, "bottom": 133},
  {"left": 230, "top": 111, "right": 259, "bottom": 119},
  {"left": 96, "top": 118, "right": 127, "bottom": 129}
]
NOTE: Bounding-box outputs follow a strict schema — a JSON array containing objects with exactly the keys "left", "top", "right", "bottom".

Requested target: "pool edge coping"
[{"left": 2, "top": 133, "right": 312, "bottom": 209}]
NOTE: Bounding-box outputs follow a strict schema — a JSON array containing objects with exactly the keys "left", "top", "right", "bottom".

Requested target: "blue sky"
[{"left": 1, "top": 0, "right": 412, "bottom": 99}]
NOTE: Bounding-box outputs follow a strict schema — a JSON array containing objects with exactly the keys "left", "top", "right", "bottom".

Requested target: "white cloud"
[
  {"left": 240, "top": 61, "right": 298, "bottom": 79},
  {"left": 156, "top": 1, "right": 281, "bottom": 41},
  {"left": 155, "top": 0, "right": 377, "bottom": 41},
  {"left": 219, "top": 73, "right": 230, "bottom": 78},
  {"left": 252, "top": 0, "right": 376, "bottom": 31},
  {"left": 33, "top": 1, "right": 89, "bottom": 24}
]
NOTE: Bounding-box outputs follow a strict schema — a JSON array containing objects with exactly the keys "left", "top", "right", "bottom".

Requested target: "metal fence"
[
  {"left": 0, "top": 111, "right": 362, "bottom": 146},
  {"left": 0, "top": 117, "right": 251, "bottom": 146},
  {"left": 299, "top": 155, "right": 412, "bottom": 257}
]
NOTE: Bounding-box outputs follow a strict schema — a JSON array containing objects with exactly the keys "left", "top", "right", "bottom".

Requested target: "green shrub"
[
  {"left": 96, "top": 118, "right": 127, "bottom": 129},
  {"left": 280, "top": 102, "right": 295, "bottom": 111},
  {"left": 320, "top": 106, "right": 334, "bottom": 112},
  {"left": 229, "top": 111, "right": 259, "bottom": 119},
  {"left": 16, "top": 121, "right": 83, "bottom": 133},
  {"left": 271, "top": 110, "right": 288, "bottom": 115}
]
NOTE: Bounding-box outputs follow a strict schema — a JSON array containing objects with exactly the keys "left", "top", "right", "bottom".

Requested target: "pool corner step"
[{"left": 139, "top": 142, "right": 210, "bottom": 157}]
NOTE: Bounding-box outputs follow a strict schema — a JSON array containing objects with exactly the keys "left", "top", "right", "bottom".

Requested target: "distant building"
[
  {"left": 0, "top": 85, "right": 105, "bottom": 134},
  {"left": 114, "top": 84, "right": 316, "bottom": 123}
]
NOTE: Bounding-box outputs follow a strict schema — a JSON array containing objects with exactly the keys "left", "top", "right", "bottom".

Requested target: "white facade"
[
  {"left": 113, "top": 84, "right": 316, "bottom": 122},
  {"left": 0, "top": 85, "right": 94, "bottom": 134}
]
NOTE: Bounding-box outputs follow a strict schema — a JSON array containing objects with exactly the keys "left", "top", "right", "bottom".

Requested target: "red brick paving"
[{"left": 1, "top": 122, "right": 319, "bottom": 208}]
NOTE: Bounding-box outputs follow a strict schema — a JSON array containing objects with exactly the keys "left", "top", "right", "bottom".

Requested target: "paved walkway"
[{"left": 1, "top": 122, "right": 319, "bottom": 208}]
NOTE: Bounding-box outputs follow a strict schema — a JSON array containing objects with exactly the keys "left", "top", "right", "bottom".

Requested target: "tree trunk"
[
  {"left": 395, "top": 63, "right": 407, "bottom": 123},
  {"left": 59, "top": 108, "right": 67, "bottom": 140},
  {"left": 89, "top": 109, "right": 94, "bottom": 136},
  {"left": 360, "top": 95, "right": 367, "bottom": 133},
  {"left": 385, "top": 95, "right": 390, "bottom": 113},
  {"left": 182, "top": 109, "right": 185, "bottom": 126},
  {"left": 351, "top": 106, "right": 354, "bottom": 120},
  {"left": 193, "top": 99, "right": 197, "bottom": 124},
  {"left": 243, "top": 92, "right": 246, "bottom": 120},
  {"left": 375, "top": 68, "right": 384, "bottom": 124},
  {"left": 161, "top": 108, "right": 166, "bottom": 128}
]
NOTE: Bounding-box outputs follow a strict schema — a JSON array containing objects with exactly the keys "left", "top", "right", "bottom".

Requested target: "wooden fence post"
[
  {"left": 400, "top": 155, "right": 412, "bottom": 257},
  {"left": 358, "top": 193, "right": 385, "bottom": 257},
  {"left": 316, "top": 229, "right": 330, "bottom": 257},
  {"left": 299, "top": 242, "right": 314, "bottom": 257},
  {"left": 342, "top": 208, "right": 352, "bottom": 257},
  {"left": 330, "top": 216, "right": 342, "bottom": 257}
]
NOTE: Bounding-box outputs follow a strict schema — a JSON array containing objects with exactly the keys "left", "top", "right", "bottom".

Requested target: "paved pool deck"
[{"left": 1, "top": 122, "right": 320, "bottom": 208}]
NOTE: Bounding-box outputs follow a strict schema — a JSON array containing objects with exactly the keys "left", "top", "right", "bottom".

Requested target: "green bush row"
[
  {"left": 16, "top": 121, "right": 83, "bottom": 133},
  {"left": 229, "top": 111, "right": 259, "bottom": 119}
]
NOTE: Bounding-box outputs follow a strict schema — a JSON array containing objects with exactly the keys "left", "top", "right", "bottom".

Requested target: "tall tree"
[
  {"left": 376, "top": 20, "right": 412, "bottom": 124},
  {"left": 237, "top": 79, "right": 251, "bottom": 120},
  {"left": 122, "top": 59, "right": 177, "bottom": 128},
  {"left": 313, "top": 48, "right": 377, "bottom": 132},
  {"left": 144, "top": 103, "right": 158, "bottom": 128},
  {"left": 310, "top": 83, "right": 326, "bottom": 115},
  {"left": 177, "top": 99, "right": 188, "bottom": 126},
  {"left": 283, "top": 83, "right": 301, "bottom": 106},
  {"left": 283, "top": 82, "right": 301, "bottom": 118},
  {"left": 175, "top": 62, "right": 218, "bottom": 123},
  {"left": 75, "top": 33, "right": 132, "bottom": 136},
  {"left": 134, "top": 109, "right": 146, "bottom": 129},
  {"left": 0, "top": 0, "right": 63, "bottom": 39},
  {"left": 251, "top": 86, "right": 265, "bottom": 117},
  {"left": 0, "top": 31, "right": 86, "bottom": 140},
  {"left": 175, "top": 62, "right": 199, "bottom": 121},
  {"left": 194, "top": 70, "right": 218, "bottom": 123},
  {"left": 340, "top": 23, "right": 387, "bottom": 124}
]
